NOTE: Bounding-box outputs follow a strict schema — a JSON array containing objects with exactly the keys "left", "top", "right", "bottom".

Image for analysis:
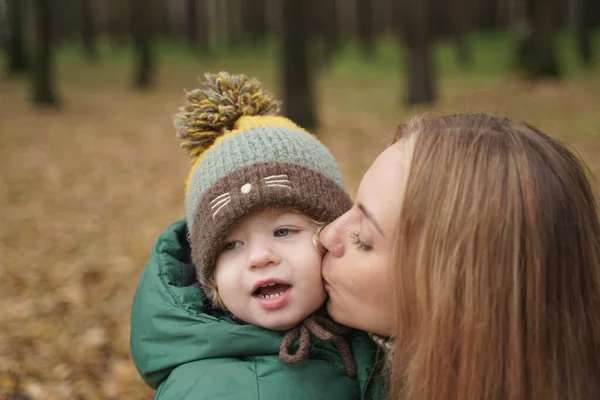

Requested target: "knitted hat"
[{"left": 175, "top": 72, "right": 352, "bottom": 294}]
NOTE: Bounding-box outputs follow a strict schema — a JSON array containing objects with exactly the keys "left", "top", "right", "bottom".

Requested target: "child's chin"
[
  {"left": 263, "top": 321, "right": 298, "bottom": 331},
  {"left": 259, "top": 316, "right": 302, "bottom": 331}
]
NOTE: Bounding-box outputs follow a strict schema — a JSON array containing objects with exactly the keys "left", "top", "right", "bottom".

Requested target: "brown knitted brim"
[{"left": 190, "top": 161, "right": 352, "bottom": 291}]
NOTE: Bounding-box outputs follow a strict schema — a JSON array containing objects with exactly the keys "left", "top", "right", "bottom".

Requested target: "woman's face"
[{"left": 320, "top": 141, "right": 410, "bottom": 336}]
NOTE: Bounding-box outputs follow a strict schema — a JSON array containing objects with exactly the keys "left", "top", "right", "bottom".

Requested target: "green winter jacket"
[{"left": 130, "top": 219, "right": 383, "bottom": 400}]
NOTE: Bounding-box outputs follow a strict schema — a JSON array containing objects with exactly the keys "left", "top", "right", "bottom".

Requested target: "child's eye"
[
  {"left": 350, "top": 231, "right": 373, "bottom": 252},
  {"left": 274, "top": 227, "right": 301, "bottom": 237},
  {"left": 274, "top": 228, "right": 290, "bottom": 237},
  {"left": 222, "top": 240, "right": 243, "bottom": 251}
]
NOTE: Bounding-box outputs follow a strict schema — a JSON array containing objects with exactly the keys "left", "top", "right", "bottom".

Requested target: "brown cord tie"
[{"left": 279, "top": 314, "right": 357, "bottom": 377}]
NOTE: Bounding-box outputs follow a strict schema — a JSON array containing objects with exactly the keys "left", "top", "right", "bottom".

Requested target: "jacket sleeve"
[{"left": 153, "top": 358, "right": 259, "bottom": 400}]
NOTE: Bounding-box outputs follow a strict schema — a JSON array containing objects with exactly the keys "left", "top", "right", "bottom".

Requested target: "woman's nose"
[
  {"left": 319, "top": 219, "right": 345, "bottom": 258},
  {"left": 248, "top": 240, "right": 280, "bottom": 269}
]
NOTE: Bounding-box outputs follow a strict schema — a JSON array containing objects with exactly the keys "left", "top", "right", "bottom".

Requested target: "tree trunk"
[
  {"left": 567, "top": 0, "right": 578, "bottom": 29},
  {"left": 197, "top": 0, "right": 211, "bottom": 53},
  {"left": 453, "top": 0, "right": 472, "bottom": 67},
  {"left": 225, "top": 0, "right": 243, "bottom": 48},
  {"left": 309, "top": 0, "right": 341, "bottom": 69},
  {"left": 516, "top": 0, "right": 561, "bottom": 79},
  {"left": 131, "top": 0, "right": 154, "bottom": 89},
  {"left": 406, "top": 44, "right": 436, "bottom": 105},
  {"left": 371, "top": 0, "right": 388, "bottom": 37},
  {"left": 54, "top": 0, "right": 80, "bottom": 45},
  {"left": 281, "top": 0, "right": 317, "bottom": 130},
  {"left": 480, "top": 0, "right": 499, "bottom": 29},
  {"left": 577, "top": 0, "right": 594, "bottom": 67},
  {"left": 32, "top": 0, "right": 59, "bottom": 106},
  {"left": 531, "top": 0, "right": 561, "bottom": 77},
  {"left": 322, "top": 0, "right": 341, "bottom": 63},
  {"left": 109, "top": 0, "right": 128, "bottom": 48},
  {"left": 135, "top": 40, "right": 152, "bottom": 88},
  {"left": 356, "top": 0, "right": 375, "bottom": 58},
  {"left": 455, "top": 35, "right": 471, "bottom": 68},
  {"left": 255, "top": 0, "right": 268, "bottom": 43},
  {"left": 396, "top": 0, "right": 436, "bottom": 105},
  {"left": 186, "top": 0, "right": 198, "bottom": 48},
  {"left": 216, "top": 0, "right": 229, "bottom": 48},
  {"left": 81, "top": 0, "right": 97, "bottom": 62},
  {"left": 6, "top": 0, "right": 29, "bottom": 75},
  {"left": 496, "top": 0, "right": 511, "bottom": 28},
  {"left": 243, "top": 0, "right": 267, "bottom": 46},
  {"left": 265, "top": 0, "right": 283, "bottom": 36},
  {"left": 160, "top": 0, "right": 170, "bottom": 38}
]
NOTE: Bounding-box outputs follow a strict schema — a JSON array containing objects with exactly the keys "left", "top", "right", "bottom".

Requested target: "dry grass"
[{"left": 1, "top": 54, "right": 599, "bottom": 399}]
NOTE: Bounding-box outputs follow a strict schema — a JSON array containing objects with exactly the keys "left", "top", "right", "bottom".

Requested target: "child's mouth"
[
  {"left": 254, "top": 283, "right": 290, "bottom": 298},
  {"left": 253, "top": 283, "right": 292, "bottom": 310}
]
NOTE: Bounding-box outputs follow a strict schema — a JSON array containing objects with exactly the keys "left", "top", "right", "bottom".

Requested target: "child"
[{"left": 130, "top": 72, "right": 378, "bottom": 399}]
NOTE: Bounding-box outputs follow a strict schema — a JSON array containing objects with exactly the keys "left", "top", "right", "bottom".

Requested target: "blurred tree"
[
  {"left": 323, "top": 0, "right": 341, "bottom": 64},
  {"left": 160, "top": 0, "right": 170, "bottom": 38},
  {"left": 373, "top": 0, "right": 392, "bottom": 37},
  {"left": 478, "top": 0, "right": 499, "bottom": 29},
  {"left": 108, "top": 0, "right": 129, "bottom": 48},
  {"left": 243, "top": 0, "right": 267, "bottom": 46},
  {"left": 53, "top": 0, "right": 68, "bottom": 44},
  {"left": 496, "top": 0, "right": 511, "bottom": 28},
  {"left": 451, "top": 0, "right": 473, "bottom": 67},
  {"left": 264, "top": 0, "right": 283, "bottom": 36},
  {"left": 31, "top": 0, "right": 60, "bottom": 106},
  {"left": 310, "top": 0, "right": 341, "bottom": 68},
  {"left": 226, "top": 0, "right": 243, "bottom": 48},
  {"left": 130, "top": 0, "right": 155, "bottom": 89},
  {"left": 281, "top": 0, "right": 317, "bottom": 130},
  {"left": 187, "top": 0, "right": 198, "bottom": 48},
  {"left": 197, "top": 0, "right": 211, "bottom": 54},
  {"left": 515, "top": 0, "right": 561, "bottom": 79},
  {"left": 356, "top": 0, "right": 375, "bottom": 58},
  {"left": 394, "top": 0, "right": 437, "bottom": 105},
  {"left": 577, "top": 0, "right": 595, "bottom": 67},
  {"left": 5, "top": 0, "right": 29, "bottom": 75},
  {"left": 54, "top": 0, "right": 80, "bottom": 45},
  {"left": 80, "top": 0, "right": 98, "bottom": 62}
]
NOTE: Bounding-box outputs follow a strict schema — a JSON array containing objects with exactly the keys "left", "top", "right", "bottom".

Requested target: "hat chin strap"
[{"left": 279, "top": 314, "right": 357, "bottom": 378}]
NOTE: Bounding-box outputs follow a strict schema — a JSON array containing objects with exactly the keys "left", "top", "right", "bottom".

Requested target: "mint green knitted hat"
[{"left": 174, "top": 72, "right": 352, "bottom": 296}]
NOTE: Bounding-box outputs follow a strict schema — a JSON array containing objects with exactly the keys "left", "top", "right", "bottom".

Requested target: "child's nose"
[
  {"left": 248, "top": 240, "right": 280, "bottom": 269},
  {"left": 319, "top": 220, "right": 345, "bottom": 258}
]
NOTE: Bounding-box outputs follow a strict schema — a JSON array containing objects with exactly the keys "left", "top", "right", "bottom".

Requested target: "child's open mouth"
[{"left": 252, "top": 282, "right": 292, "bottom": 310}]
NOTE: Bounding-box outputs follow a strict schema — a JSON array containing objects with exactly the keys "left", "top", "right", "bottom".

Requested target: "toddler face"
[{"left": 214, "top": 208, "right": 326, "bottom": 330}]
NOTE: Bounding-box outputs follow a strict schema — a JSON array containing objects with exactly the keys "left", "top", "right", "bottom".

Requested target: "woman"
[{"left": 320, "top": 113, "right": 600, "bottom": 399}]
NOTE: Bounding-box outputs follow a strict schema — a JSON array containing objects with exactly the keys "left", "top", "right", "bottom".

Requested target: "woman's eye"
[
  {"left": 274, "top": 228, "right": 290, "bottom": 237},
  {"left": 222, "top": 241, "right": 242, "bottom": 251},
  {"left": 350, "top": 231, "right": 373, "bottom": 252}
]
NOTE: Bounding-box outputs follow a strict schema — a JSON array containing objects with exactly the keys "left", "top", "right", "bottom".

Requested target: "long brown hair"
[{"left": 389, "top": 114, "right": 600, "bottom": 399}]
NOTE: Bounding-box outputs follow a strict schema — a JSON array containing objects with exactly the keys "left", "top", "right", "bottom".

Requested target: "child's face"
[{"left": 214, "top": 209, "right": 326, "bottom": 330}]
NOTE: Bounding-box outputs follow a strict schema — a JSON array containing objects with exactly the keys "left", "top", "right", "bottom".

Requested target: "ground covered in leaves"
[{"left": 1, "top": 45, "right": 599, "bottom": 399}]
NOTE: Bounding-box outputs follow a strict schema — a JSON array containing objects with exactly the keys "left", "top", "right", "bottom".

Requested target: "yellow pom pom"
[{"left": 174, "top": 72, "right": 281, "bottom": 160}]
